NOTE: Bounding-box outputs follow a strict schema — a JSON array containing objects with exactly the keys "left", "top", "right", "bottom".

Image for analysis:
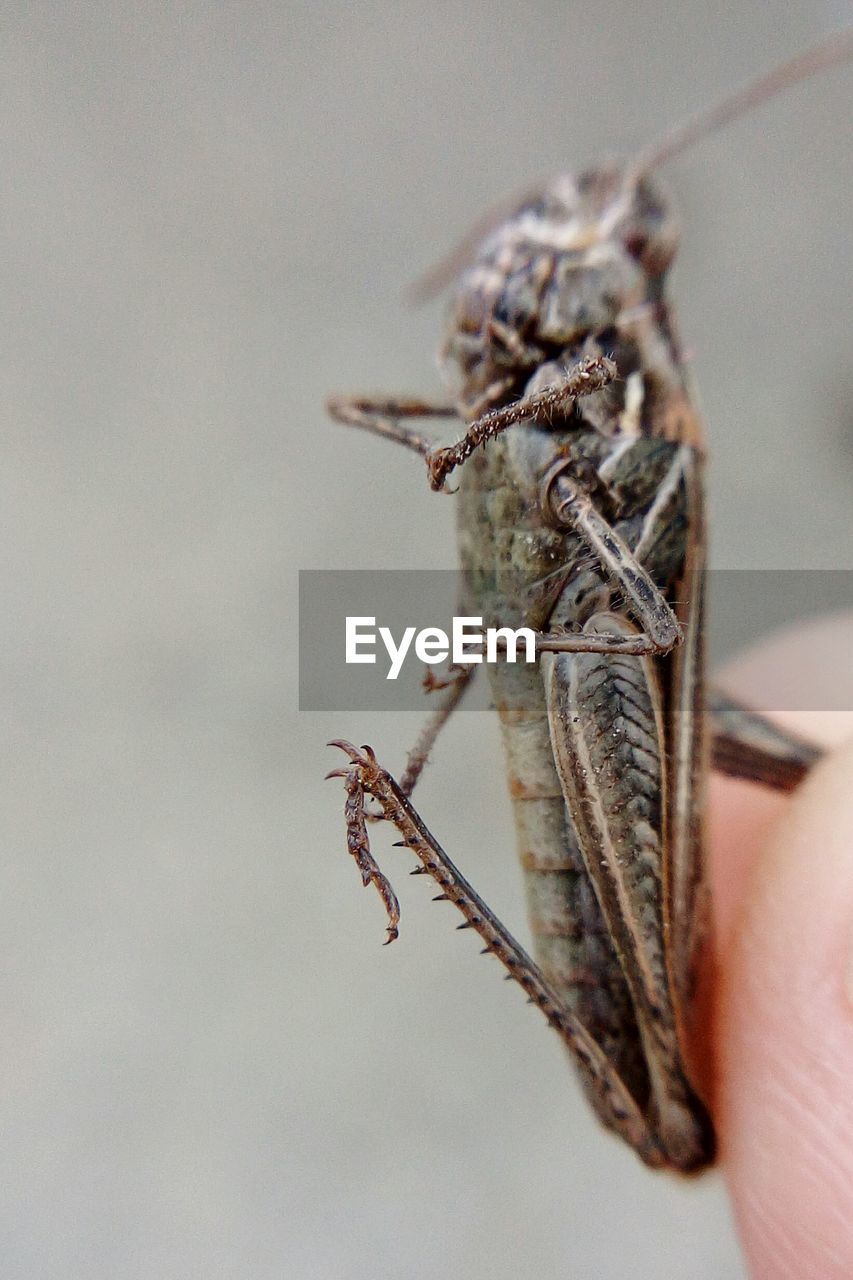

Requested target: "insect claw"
[
  {"left": 327, "top": 739, "right": 364, "bottom": 763},
  {"left": 383, "top": 926, "right": 399, "bottom": 946},
  {"left": 324, "top": 768, "right": 349, "bottom": 781}
]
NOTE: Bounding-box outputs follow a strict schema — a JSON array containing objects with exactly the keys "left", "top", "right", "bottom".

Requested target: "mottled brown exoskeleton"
[{"left": 325, "top": 34, "right": 849, "bottom": 1171}]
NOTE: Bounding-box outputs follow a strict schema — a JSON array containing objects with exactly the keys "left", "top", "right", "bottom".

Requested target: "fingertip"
[
  {"left": 716, "top": 738, "right": 853, "bottom": 1279},
  {"left": 708, "top": 771, "right": 788, "bottom": 952}
]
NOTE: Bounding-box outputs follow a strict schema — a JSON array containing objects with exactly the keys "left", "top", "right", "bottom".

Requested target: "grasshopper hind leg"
[
  {"left": 709, "top": 690, "right": 822, "bottom": 792},
  {"left": 328, "top": 740, "right": 672, "bottom": 1168}
]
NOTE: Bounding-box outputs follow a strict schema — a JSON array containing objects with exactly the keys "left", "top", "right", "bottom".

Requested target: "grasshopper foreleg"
[
  {"left": 426, "top": 355, "right": 617, "bottom": 490},
  {"left": 327, "top": 739, "right": 664, "bottom": 1165},
  {"left": 326, "top": 394, "right": 457, "bottom": 460},
  {"left": 327, "top": 356, "right": 617, "bottom": 493}
]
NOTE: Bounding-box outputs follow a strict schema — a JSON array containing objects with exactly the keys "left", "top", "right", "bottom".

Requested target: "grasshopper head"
[
  {"left": 441, "top": 168, "right": 679, "bottom": 410},
  {"left": 559, "top": 166, "right": 680, "bottom": 277},
  {"left": 485, "top": 167, "right": 680, "bottom": 271}
]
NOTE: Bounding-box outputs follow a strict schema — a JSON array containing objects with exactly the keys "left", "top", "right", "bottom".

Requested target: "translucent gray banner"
[{"left": 298, "top": 570, "right": 853, "bottom": 712}]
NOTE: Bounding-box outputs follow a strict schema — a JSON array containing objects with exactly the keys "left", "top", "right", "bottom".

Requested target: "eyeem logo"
[{"left": 346, "top": 616, "right": 536, "bottom": 680}]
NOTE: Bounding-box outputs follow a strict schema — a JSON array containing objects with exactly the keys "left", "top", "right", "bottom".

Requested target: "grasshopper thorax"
[{"left": 441, "top": 169, "right": 680, "bottom": 417}]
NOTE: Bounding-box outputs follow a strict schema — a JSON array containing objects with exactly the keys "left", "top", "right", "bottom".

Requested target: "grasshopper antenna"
[
  {"left": 405, "top": 178, "right": 546, "bottom": 305},
  {"left": 409, "top": 26, "right": 853, "bottom": 304},
  {"left": 627, "top": 24, "right": 853, "bottom": 181}
]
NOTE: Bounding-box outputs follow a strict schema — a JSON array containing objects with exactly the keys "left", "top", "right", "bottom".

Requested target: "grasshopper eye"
[{"left": 623, "top": 223, "right": 678, "bottom": 276}]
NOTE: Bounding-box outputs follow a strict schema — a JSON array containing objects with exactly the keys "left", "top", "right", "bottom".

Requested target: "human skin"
[{"left": 709, "top": 617, "right": 853, "bottom": 1279}]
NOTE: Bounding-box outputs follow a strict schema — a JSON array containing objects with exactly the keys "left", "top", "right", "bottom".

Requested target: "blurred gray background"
[{"left": 2, "top": 3, "right": 851, "bottom": 1278}]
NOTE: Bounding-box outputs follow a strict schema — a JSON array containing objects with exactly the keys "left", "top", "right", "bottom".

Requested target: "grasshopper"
[{"left": 324, "top": 32, "right": 849, "bottom": 1172}]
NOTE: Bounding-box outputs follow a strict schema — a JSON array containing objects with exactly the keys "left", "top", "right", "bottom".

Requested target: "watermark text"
[{"left": 345, "top": 616, "right": 536, "bottom": 680}]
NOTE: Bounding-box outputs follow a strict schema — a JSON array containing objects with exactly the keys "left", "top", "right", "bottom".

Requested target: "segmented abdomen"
[{"left": 456, "top": 424, "right": 690, "bottom": 1124}]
